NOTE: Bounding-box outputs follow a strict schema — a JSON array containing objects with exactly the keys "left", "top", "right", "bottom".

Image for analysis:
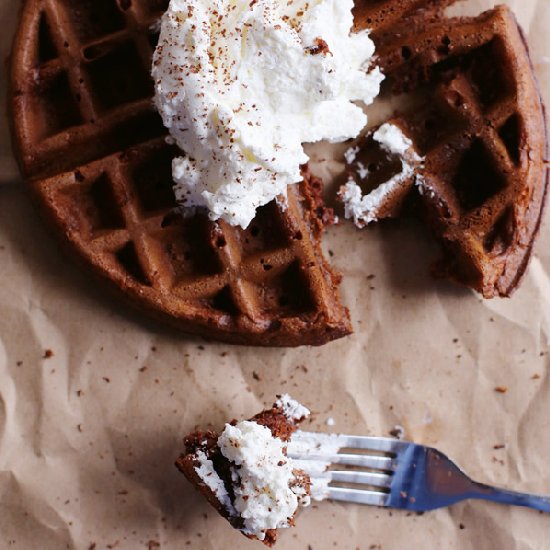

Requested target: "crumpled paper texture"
[{"left": 0, "top": 1, "right": 549, "bottom": 548}]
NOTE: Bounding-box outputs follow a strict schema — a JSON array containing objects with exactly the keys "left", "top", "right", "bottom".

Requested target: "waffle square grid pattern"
[
  {"left": 36, "top": 146, "right": 332, "bottom": 326},
  {"left": 18, "top": 0, "right": 168, "bottom": 177},
  {"left": 359, "top": 6, "right": 548, "bottom": 297},
  {"left": 11, "top": 0, "right": 351, "bottom": 346}
]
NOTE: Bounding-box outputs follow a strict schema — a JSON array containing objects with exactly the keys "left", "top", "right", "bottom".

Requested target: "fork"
[{"left": 287, "top": 431, "right": 550, "bottom": 513}]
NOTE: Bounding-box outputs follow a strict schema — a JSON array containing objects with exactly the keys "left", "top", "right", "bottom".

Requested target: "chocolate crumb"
[
  {"left": 389, "top": 426, "right": 405, "bottom": 439},
  {"left": 252, "top": 371, "right": 261, "bottom": 381},
  {"left": 306, "top": 37, "right": 331, "bottom": 56},
  {"left": 43, "top": 349, "right": 54, "bottom": 359},
  {"left": 103, "top": 377, "right": 111, "bottom": 383},
  {"left": 494, "top": 386, "right": 508, "bottom": 393}
]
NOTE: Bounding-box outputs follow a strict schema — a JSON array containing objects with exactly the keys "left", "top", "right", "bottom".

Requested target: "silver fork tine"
[
  {"left": 290, "top": 432, "right": 550, "bottom": 514},
  {"left": 328, "top": 487, "right": 390, "bottom": 507},
  {"left": 336, "top": 435, "right": 406, "bottom": 454},
  {"left": 318, "top": 453, "right": 396, "bottom": 470},
  {"left": 291, "top": 431, "right": 406, "bottom": 454},
  {"left": 288, "top": 431, "right": 402, "bottom": 472},
  {"left": 326, "top": 470, "right": 393, "bottom": 488}
]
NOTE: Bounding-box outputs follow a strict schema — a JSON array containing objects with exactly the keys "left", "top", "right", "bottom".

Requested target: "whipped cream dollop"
[
  {"left": 153, "top": 0, "right": 384, "bottom": 228},
  {"left": 218, "top": 420, "right": 309, "bottom": 540}
]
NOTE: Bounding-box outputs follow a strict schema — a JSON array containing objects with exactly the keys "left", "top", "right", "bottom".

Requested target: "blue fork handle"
[{"left": 472, "top": 483, "right": 550, "bottom": 513}]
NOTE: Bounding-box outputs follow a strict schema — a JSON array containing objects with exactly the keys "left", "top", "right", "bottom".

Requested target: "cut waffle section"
[
  {"left": 373, "top": 6, "right": 548, "bottom": 297},
  {"left": 30, "top": 138, "right": 351, "bottom": 346},
  {"left": 340, "top": 120, "right": 420, "bottom": 226}
]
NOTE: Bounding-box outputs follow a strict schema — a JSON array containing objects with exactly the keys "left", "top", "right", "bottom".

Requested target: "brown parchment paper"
[{"left": 1, "top": 1, "right": 550, "bottom": 549}]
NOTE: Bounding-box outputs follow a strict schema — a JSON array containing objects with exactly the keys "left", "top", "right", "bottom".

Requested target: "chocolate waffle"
[
  {"left": 349, "top": 6, "right": 548, "bottom": 298},
  {"left": 9, "top": 0, "right": 351, "bottom": 346},
  {"left": 176, "top": 397, "right": 311, "bottom": 546},
  {"left": 353, "top": 0, "right": 458, "bottom": 43}
]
